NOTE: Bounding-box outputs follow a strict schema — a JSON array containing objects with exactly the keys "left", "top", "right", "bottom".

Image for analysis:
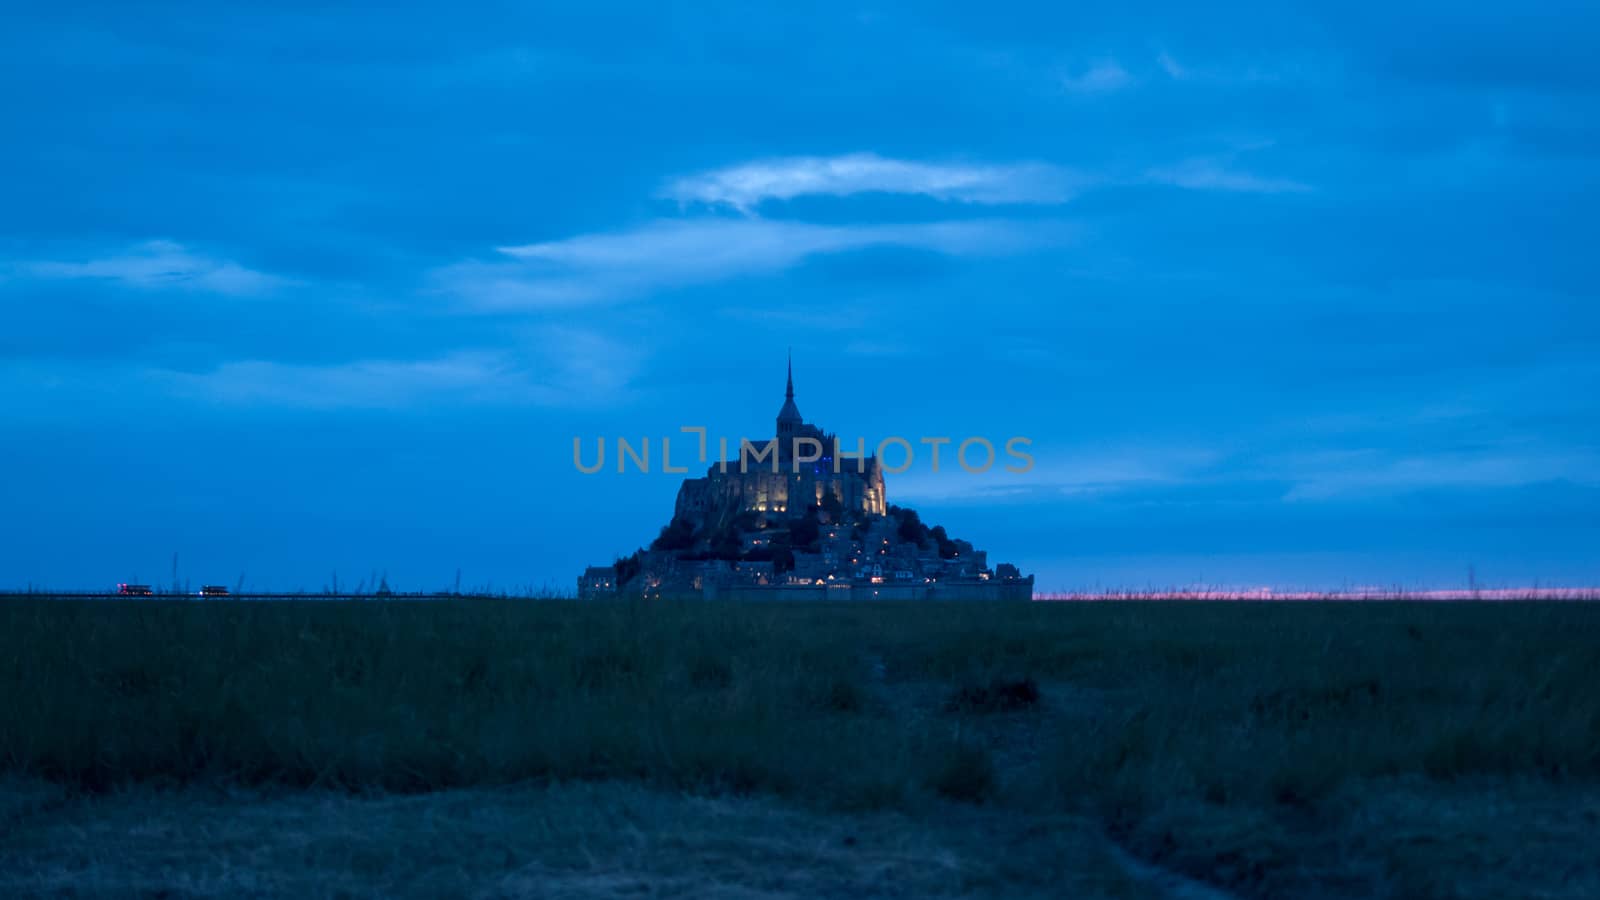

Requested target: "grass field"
[{"left": 3, "top": 598, "right": 1599, "bottom": 898}]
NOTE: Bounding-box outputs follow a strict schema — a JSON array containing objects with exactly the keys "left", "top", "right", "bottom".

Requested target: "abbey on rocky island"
[{"left": 579, "top": 361, "right": 1034, "bottom": 600}]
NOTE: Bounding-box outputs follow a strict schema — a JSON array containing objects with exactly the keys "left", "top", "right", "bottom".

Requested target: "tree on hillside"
[
  {"left": 650, "top": 517, "right": 697, "bottom": 552},
  {"left": 614, "top": 551, "right": 642, "bottom": 586},
  {"left": 894, "top": 506, "right": 929, "bottom": 546}
]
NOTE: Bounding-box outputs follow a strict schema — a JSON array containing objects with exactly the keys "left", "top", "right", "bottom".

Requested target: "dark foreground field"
[{"left": 3, "top": 599, "right": 1598, "bottom": 899}]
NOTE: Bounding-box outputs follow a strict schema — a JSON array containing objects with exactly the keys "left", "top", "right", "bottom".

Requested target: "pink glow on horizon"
[{"left": 1035, "top": 587, "right": 1600, "bottom": 601}]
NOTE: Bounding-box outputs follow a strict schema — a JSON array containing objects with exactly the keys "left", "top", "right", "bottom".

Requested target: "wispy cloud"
[
  {"left": 661, "top": 153, "right": 1081, "bottom": 211},
  {"left": 842, "top": 339, "right": 915, "bottom": 358},
  {"left": 1156, "top": 51, "right": 1188, "bottom": 81},
  {"left": 1278, "top": 446, "right": 1600, "bottom": 500},
  {"left": 1060, "top": 60, "right": 1132, "bottom": 94},
  {"left": 1146, "top": 159, "right": 1312, "bottom": 193},
  {"left": 892, "top": 448, "right": 1220, "bottom": 504},
  {"left": 155, "top": 328, "right": 637, "bottom": 409},
  {"left": 1150, "top": 51, "right": 1335, "bottom": 89},
  {"left": 718, "top": 307, "right": 865, "bottom": 331},
  {"left": 14, "top": 240, "right": 285, "bottom": 295},
  {"left": 434, "top": 150, "right": 1308, "bottom": 311},
  {"left": 439, "top": 217, "right": 1067, "bottom": 309},
  {"left": 661, "top": 151, "right": 1311, "bottom": 218}
]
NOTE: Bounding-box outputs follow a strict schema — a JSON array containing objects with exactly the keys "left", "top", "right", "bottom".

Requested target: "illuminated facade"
[{"left": 673, "top": 359, "right": 887, "bottom": 528}]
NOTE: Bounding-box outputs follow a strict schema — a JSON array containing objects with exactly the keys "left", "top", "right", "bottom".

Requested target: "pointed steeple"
[{"left": 776, "top": 352, "right": 802, "bottom": 427}]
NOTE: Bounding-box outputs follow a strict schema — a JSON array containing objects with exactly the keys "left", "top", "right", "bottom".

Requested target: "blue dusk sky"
[{"left": 2, "top": 3, "right": 1598, "bottom": 592}]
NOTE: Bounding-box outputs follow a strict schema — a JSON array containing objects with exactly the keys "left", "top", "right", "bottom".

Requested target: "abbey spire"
[{"left": 776, "top": 353, "right": 802, "bottom": 431}]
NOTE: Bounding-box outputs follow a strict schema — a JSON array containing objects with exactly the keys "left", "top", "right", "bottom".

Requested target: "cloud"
[
  {"left": 1157, "top": 51, "right": 1189, "bottom": 81},
  {"left": 1278, "top": 445, "right": 1600, "bottom": 500},
  {"left": 155, "top": 328, "right": 637, "bottom": 409},
  {"left": 14, "top": 240, "right": 285, "bottom": 295},
  {"left": 434, "top": 152, "right": 1309, "bottom": 310},
  {"left": 439, "top": 216, "right": 1066, "bottom": 309},
  {"left": 1060, "top": 60, "right": 1132, "bottom": 94},
  {"left": 658, "top": 151, "right": 1312, "bottom": 219},
  {"left": 661, "top": 153, "right": 1080, "bottom": 211},
  {"left": 1149, "top": 52, "right": 1323, "bottom": 87},
  {"left": 1145, "top": 159, "right": 1312, "bottom": 193},
  {"left": 892, "top": 448, "right": 1220, "bottom": 504},
  {"left": 717, "top": 307, "right": 864, "bottom": 331},
  {"left": 164, "top": 353, "right": 518, "bottom": 408},
  {"left": 842, "top": 339, "right": 915, "bottom": 358}
]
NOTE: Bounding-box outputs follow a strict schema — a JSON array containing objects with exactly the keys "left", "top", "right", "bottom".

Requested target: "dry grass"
[{"left": 0, "top": 780, "right": 1138, "bottom": 899}]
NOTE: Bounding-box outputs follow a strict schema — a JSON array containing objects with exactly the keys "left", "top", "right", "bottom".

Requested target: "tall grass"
[
  {"left": 2, "top": 599, "right": 906, "bottom": 804},
  {"left": 4, "top": 598, "right": 1599, "bottom": 897},
  {"left": 5, "top": 600, "right": 1599, "bottom": 794}
]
